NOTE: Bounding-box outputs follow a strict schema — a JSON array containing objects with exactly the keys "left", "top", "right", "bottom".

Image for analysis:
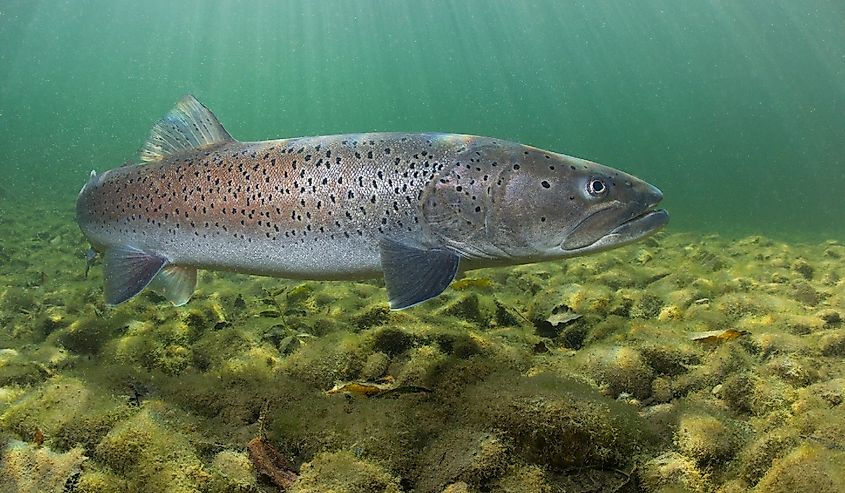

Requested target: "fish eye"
[{"left": 587, "top": 178, "right": 607, "bottom": 196}]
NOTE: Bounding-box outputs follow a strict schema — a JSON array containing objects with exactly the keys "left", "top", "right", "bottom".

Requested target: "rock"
[
  {"left": 0, "top": 440, "right": 86, "bottom": 493},
  {"left": 289, "top": 450, "right": 401, "bottom": 493}
]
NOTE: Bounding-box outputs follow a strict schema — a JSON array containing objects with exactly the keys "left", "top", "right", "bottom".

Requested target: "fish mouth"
[
  {"left": 560, "top": 207, "right": 669, "bottom": 254},
  {"left": 611, "top": 207, "right": 669, "bottom": 239}
]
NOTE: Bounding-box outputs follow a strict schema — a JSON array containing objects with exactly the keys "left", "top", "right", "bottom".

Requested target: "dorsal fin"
[{"left": 139, "top": 95, "right": 235, "bottom": 162}]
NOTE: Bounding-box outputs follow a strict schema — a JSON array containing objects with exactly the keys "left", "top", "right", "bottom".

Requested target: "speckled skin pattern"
[{"left": 76, "top": 132, "right": 658, "bottom": 280}]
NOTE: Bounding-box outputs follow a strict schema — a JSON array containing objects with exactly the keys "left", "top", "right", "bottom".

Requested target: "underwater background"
[{"left": 2, "top": 1, "right": 845, "bottom": 492}]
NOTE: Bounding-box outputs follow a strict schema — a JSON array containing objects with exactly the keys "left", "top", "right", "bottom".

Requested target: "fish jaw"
[{"left": 560, "top": 207, "right": 669, "bottom": 256}]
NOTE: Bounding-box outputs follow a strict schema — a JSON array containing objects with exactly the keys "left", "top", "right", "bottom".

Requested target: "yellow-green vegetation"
[
  {"left": 1, "top": 206, "right": 845, "bottom": 491},
  {"left": 755, "top": 444, "right": 845, "bottom": 492},
  {"left": 0, "top": 439, "right": 86, "bottom": 493},
  {"left": 674, "top": 413, "right": 742, "bottom": 466},
  {"left": 206, "top": 450, "right": 258, "bottom": 493},
  {"left": 95, "top": 406, "right": 210, "bottom": 491},
  {"left": 289, "top": 450, "right": 402, "bottom": 493}
]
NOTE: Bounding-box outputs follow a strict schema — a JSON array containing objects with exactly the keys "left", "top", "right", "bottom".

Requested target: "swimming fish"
[{"left": 76, "top": 95, "right": 668, "bottom": 309}]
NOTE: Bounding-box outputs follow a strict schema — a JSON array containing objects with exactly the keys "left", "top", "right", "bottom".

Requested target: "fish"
[{"left": 76, "top": 95, "right": 668, "bottom": 309}]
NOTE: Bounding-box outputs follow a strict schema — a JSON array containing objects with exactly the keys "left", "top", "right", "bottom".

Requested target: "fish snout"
[{"left": 645, "top": 183, "right": 663, "bottom": 206}]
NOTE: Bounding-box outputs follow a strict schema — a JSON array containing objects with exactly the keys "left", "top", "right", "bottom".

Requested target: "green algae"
[
  {"left": 95, "top": 406, "right": 210, "bottom": 492},
  {"left": 0, "top": 440, "right": 86, "bottom": 493},
  {"left": 289, "top": 450, "right": 402, "bottom": 493},
  {"left": 1, "top": 207, "right": 845, "bottom": 491}
]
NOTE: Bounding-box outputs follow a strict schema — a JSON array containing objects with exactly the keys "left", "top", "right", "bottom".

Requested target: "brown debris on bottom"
[{"left": 246, "top": 435, "right": 298, "bottom": 490}]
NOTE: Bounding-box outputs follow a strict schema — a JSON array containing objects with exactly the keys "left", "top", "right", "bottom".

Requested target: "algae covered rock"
[
  {"left": 639, "top": 451, "right": 710, "bottom": 493},
  {"left": 52, "top": 315, "right": 127, "bottom": 355},
  {"left": 736, "top": 431, "right": 797, "bottom": 486},
  {"left": 674, "top": 413, "right": 741, "bottom": 465},
  {"left": 95, "top": 407, "right": 209, "bottom": 492},
  {"left": 465, "top": 372, "right": 648, "bottom": 471},
  {"left": 755, "top": 444, "right": 845, "bottom": 493},
  {"left": 289, "top": 450, "right": 401, "bottom": 493},
  {"left": 491, "top": 465, "right": 554, "bottom": 493},
  {"left": 415, "top": 429, "right": 508, "bottom": 492},
  {"left": 74, "top": 466, "right": 128, "bottom": 493},
  {"left": 0, "top": 439, "right": 86, "bottom": 493},
  {"left": 0, "top": 375, "right": 126, "bottom": 450},
  {"left": 207, "top": 449, "right": 259, "bottom": 493},
  {"left": 0, "top": 349, "right": 49, "bottom": 387},
  {"left": 280, "top": 331, "right": 370, "bottom": 388},
  {"left": 575, "top": 345, "right": 655, "bottom": 399}
]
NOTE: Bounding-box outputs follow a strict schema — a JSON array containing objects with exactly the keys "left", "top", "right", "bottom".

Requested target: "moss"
[
  {"left": 52, "top": 404, "right": 132, "bottom": 455},
  {"left": 0, "top": 440, "right": 86, "bottom": 493},
  {"left": 286, "top": 283, "right": 316, "bottom": 305},
  {"left": 0, "top": 349, "right": 49, "bottom": 387},
  {"left": 651, "top": 377, "right": 674, "bottom": 403},
  {"left": 630, "top": 293, "right": 664, "bottom": 319},
  {"left": 673, "top": 344, "right": 753, "bottom": 399},
  {"left": 755, "top": 444, "right": 845, "bottom": 493},
  {"left": 819, "top": 329, "right": 845, "bottom": 356},
  {"left": 352, "top": 304, "right": 393, "bottom": 331},
  {"left": 815, "top": 309, "right": 842, "bottom": 325},
  {"left": 440, "top": 482, "right": 471, "bottom": 493},
  {"left": 575, "top": 345, "right": 654, "bottom": 399},
  {"left": 582, "top": 315, "right": 628, "bottom": 344},
  {"left": 790, "top": 281, "right": 820, "bottom": 306},
  {"left": 432, "top": 332, "right": 484, "bottom": 359},
  {"left": 674, "top": 413, "right": 741, "bottom": 466},
  {"left": 206, "top": 450, "right": 258, "bottom": 493},
  {"left": 737, "top": 431, "right": 797, "bottom": 486},
  {"left": 190, "top": 327, "right": 252, "bottom": 371},
  {"left": 269, "top": 388, "right": 430, "bottom": 477},
  {"left": 95, "top": 407, "right": 209, "bottom": 492},
  {"left": 639, "top": 451, "right": 710, "bottom": 493},
  {"left": 360, "top": 352, "right": 390, "bottom": 380},
  {"left": 0, "top": 287, "right": 37, "bottom": 314},
  {"left": 0, "top": 376, "right": 125, "bottom": 447},
  {"left": 105, "top": 319, "right": 201, "bottom": 376},
  {"left": 466, "top": 373, "right": 648, "bottom": 471},
  {"left": 395, "top": 344, "right": 447, "bottom": 386},
  {"left": 639, "top": 342, "right": 699, "bottom": 377},
  {"left": 369, "top": 326, "right": 416, "bottom": 357},
  {"left": 790, "top": 258, "right": 814, "bottom": 280},
  {"left": 491, "top": 465, "right": 553, "bottom": 493},
  {"left": 414, "top": 429, "right": 509, "bottom": 492},
  {"left": 764, "top": 355, "right": 819, "bottom": 387},
  {"left": 720, "top": 372, "right": 756, "bottom": 414},
  {"left": 289, "top": 450, "right": 402, "bottom": 493},
  {"left": 75, "top": 466, "right": 129, "bottom": 493},
  {"left": 52, "top": 315, "right": 129, "bottom": 355},
  {"left": 281, "top": 332, "right": 369, "bottom": 388},
  {"left": 435, "top": 294, "right": 492, "bottom": 326}
]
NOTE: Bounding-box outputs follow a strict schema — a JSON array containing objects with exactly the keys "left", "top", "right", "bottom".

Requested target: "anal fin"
[
  {"left": 103, "top": 245, "right": 167, "bottom": 305},
  {"left": 152, "top": 265, "right": 198, "bottom": 306},
  {"left": 379, "top": 238, "right": 460, "bottom": 310}
]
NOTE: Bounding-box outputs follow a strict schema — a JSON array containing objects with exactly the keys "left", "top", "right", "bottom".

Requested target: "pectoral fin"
[
  {"left": 152, "top": 265, "right": 197, "bottom": 306},
  {"left": 103, "top": 245, "right": 167, "bottom": 305},
  {"left": 379, "top": 238, "right": 460, "bottom": 310}
]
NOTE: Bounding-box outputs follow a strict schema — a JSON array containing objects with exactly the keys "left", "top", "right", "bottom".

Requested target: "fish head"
[{"left": 489, "top": 149, "right": 668, "bottom": 260}]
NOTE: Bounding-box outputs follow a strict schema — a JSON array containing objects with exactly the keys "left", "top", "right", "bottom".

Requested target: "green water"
[{"left": 1, "top": 0, "right": 843, "bottom": 239}]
